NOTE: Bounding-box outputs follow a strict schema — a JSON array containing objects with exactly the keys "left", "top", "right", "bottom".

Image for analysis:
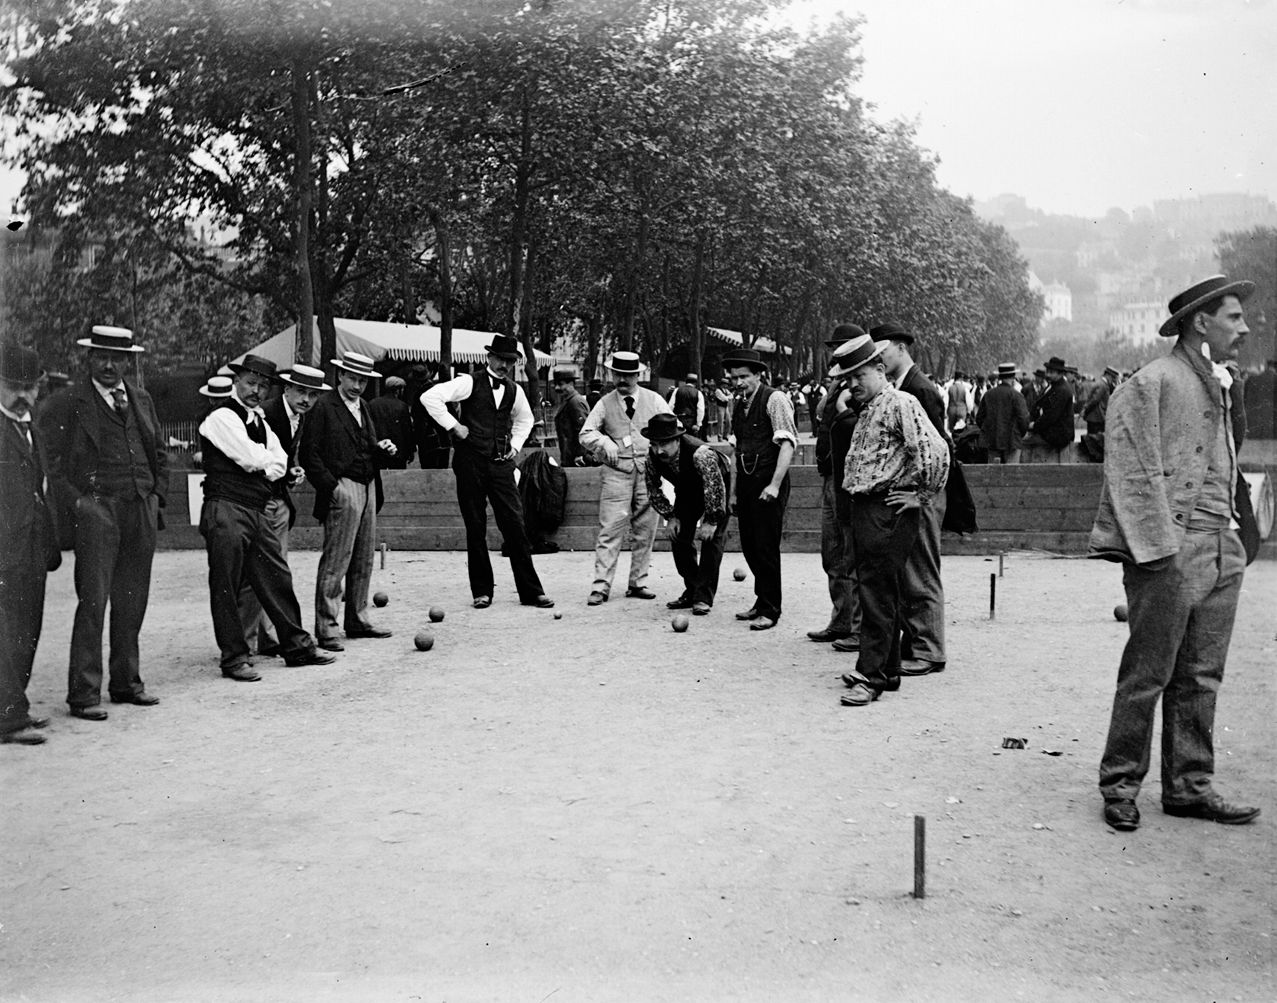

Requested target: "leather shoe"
[
  {"left": 1, "top": 726, "right": 46, "bottom": 745},
  {"left": 522, "top": 595, "right": 556, "bottom": 609},
  {"left": 899, "top": 659, "right": 944, "bottom": 677},
  {"left": 587, "top": 591, "right": 609, "bottom": 606},
  {"left": 807, "top": 627, "right": 850, "bottom": 643},
  {"left": 840, "top": 683, "right": 880, "bottom": 707},
  {"left": 831, "top": 637, "right": 861, "bottom": 652},
  {"left": 69, "top": 705, "right": 109, "bottom": 721},
  {"left": 666, "top": 594, "right": 694, "bottom": 609},
  {"left": 748, "top": 616, "right": 777, "bottom": 631},
  {"left": 1103, "top": 799, "right": 1140, "bottom": 831},
  {"left": 318, "top": 638, "right": 345, "bottom": 652},
  {"left": 692, "top": 602, "right": 712, "bottom": 616},
  {"left": 25, "top": 715, "right": 50, "bottom": 729},
  {"left": 735, "top": 606, "right": 763, "bottom": 621},
  {"left": 625, "top": 586, "right": 656, "bottom": 600},
  {"left": 284, "top": 649, "right": 337, "bottom": 667},
  {"left": 473, "top": 596, "right": 492, "bottom": 609},
  {"left": 110, "top": 691, "right": 160, "bottom": 706},
  {"left": 222, "top": 664, "right": 261, "bottom": 682},
  {"left": 346, "top": 626, "right": 392, "bottom": 639},
  {"left": 1163, "top": 794, "right": 1260, "bottom": 825}
]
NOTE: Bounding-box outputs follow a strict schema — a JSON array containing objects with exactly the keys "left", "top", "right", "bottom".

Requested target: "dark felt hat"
[
  {"left": 1043, "top": 356, "right": 1068, "bottom": 373},
  {"left": 0, "top": 344, "right": 43, "bottom": 384},
  {"left": 484, "top": 335, "right": 523, "bottom": 360},
  {"left": 229, "top": 354, "right": 281, "bottom": 381},
  {"left": 640, "top": 412, "right": 685, "bottom": 442},
  {"left": 825, "top": 323, "right": 866, "bottom": 349},
  {"left": 869, "top": 321, "right": 914, "bottom": 346},
  {"left": 552, "top": 369, "right": 577, "bottom": 384},
  {"left": 1159, "top": 274, "right": 1255, "bottom": 338},
  {"left": 721, "top": 348, "right": 767, "bottom": 373}
]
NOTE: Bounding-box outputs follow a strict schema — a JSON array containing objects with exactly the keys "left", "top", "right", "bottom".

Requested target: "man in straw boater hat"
[
  {"left": 641, "top": 412, "right": 732, "bottom": 615},
  {"left": 300, "top": 351, "right": 399, "bottom": 649},
  {"left": 722, "top": 347, "right": 798, "bottom": 631},
  {"left": 0, "top": 345, "right": 61, "bottom": 745},
  {"left": 806, "top": 323, "right": 864, "bottom": 647},
  {"left": 578, "top": 351, "right": 671, "bottom": 606},
  {"left": 422, "top": 335, "right": 554, "bottom": 609},
  {"left": 238, "top": 363, "right": 330, "bottom": 658},
  {"left": 975, "top": 363, "right": 1030, "bottom": 464},
  {"left": 830, "top": 334, "right": 948, "bottom": 707},
  {"left": 198, "top": 354, "right": 336, "bottom": 681},
  {"left": 39, "top": 325, "right": 168, "bottom": 721},
  {"left": 1020, "top": 355, "right": 1075, "bottom": 460},
  {"left": 1091, "top": 275, "right": 1261, "bottom": 832}
]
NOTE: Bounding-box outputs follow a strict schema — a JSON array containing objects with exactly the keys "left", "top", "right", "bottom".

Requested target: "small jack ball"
[
  {"left": 1113, "top": 603, "right": 1129, "bottom": 622},
  {"left": 372, "top": 591, "right": 389, "bottom": 607},
  {"left": 428, "top": 606, "right": 445, "bottom": 623},
  {"left": 671, "top": 614, "right": 690, "bottom": 633},
  {"left": 732, "top": 568, "right": 747, "bottom": 582},
  {"left": 553, "top": 611, "right": 563, "bottom": 620},
  {"left": 414, "top": 631, "right": 434, "bottom": 651}
]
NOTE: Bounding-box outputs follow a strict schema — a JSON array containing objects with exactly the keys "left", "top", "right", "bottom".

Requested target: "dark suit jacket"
[
  {"left": 0, "top": 418, "right": 60, "bottom": 574},
  {"left": 976, "top": 383, "right": 1030, "bottom": 451},
  {"left": 262, "top": 394, "right": 303, "bottom": 528},
  {"left": 37, "top": 379, "right": 168, "bottom": 546},
  {"left": 1028, "top": 379, "right": 1076, "bottom": 448},
  {"left": 367, "top": 395, "right": 415, "bottom": 468},
  {"left": 898, "top": 365, "right": 947, "bottom": 435},
  {"left": 300, "top": 391, "right": 386, "bottom": 522}
]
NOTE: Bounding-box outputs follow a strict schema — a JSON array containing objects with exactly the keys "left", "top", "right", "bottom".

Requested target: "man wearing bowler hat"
[
  {"left": 300, "top": 351, "right": 398, "bottom": 649},
  {"left": 578, "top": 351, "right": 670, "bottom": 605},
  {"left": 422, "top": 335, "right": 554, "bottom": 609},
  {"left": 239, "top": 363, "right": 330, "bottom": 657},
  {"left": 1, "top": 345, "right": 61, "bottom": 745},
  {"left": 1091, "top": 275, "right": 1261, "bottom": 832},
  {"left": 39, "top": 325, "right": 167, "bottom": 720},
  {"left": 1021, "top": 356, "right": 1075, "bottom": 460},
  {"left": 199, "top": 354, "right": 335, "bottom": 680},
  {"left": 643, "top": 412, "right": 731, "bottom": 615},
  {"left": 723, "top": 347, "right": 798, "bottom": 631}
]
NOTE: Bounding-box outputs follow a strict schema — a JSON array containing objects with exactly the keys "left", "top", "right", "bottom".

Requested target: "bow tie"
[{"left": 490, "top": 375, "right": 503, "bottom": 390}]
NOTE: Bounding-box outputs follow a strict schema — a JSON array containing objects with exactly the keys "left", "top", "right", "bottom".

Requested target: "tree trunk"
[
  {"left": 433, "top": 214, "right": 454, "bottom": 374},
  {"left": 584, "top": 312, "right": 600, "bottom": 382},
  {"left": 688, "top": 230, "right": 706, "bottom": 377},
  {"left": 621, "top": 207, "right": 648, "bottom": 353},
  {"left": 518, "top": 237, "right": 540, "bottom": 405},
  {"left": 290, "top": 53, "right": 315, "bottom": 364},
  {"left": 311, "top": 70, "right": 336, "bottom": 369},
  {"left": 505, "top": 87, "right": 533, "bottom": 340}
]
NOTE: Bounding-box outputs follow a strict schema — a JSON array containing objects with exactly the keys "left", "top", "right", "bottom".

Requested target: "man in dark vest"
[
  {"left": 667, "top": 374, "right": 705, "bottom": 437},
  {"left": 723, "top": 348, "right": 798, "bottom": 631},
  {"left": 422, "top": 336, "right": 554, "bottom": 609},
  {"left": 1022, "top": 356, "right": 1076, "bottom": 460},
  {"left": 1, "top": 345, "right": 61, "bottom": 745},
  {"left": 301, "top": 351, "right": 398, "bottom": 650},
  {"left": 39, "top": 325, "right": 167, "bottom": 721},
  {"left": 551, "top": 369, "right": 590, "bottom": 467},
  {"left": 198, "top": 354, "right": 336, "bottom": 681},
  {"left": 643, "top": 413, "right": 731, "bottom": 615}
]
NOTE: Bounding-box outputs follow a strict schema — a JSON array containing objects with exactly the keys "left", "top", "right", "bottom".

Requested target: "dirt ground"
[{"left": 1, "top": 546, "right": 1273, "bottom": 1003}]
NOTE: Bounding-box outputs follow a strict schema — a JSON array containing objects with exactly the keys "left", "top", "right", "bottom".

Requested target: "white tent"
[
  {"left": 706, "top": 326, "right": 792, "bottom": 358},
  {"left": 236, "top": 318, "right": 559, "bottom": 376}
]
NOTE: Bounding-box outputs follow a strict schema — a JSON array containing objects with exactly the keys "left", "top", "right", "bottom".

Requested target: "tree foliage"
[{"left": 1217, "top": 226, "right": 1276, "bottom": 371}]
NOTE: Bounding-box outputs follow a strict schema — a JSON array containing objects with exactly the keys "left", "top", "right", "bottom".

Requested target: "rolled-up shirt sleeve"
[
  {"left": 764, "top": 392, "right": 798, "bottom": 446},
  {"left": 199, "top": 408, "right": 287, "bottom": 482}
]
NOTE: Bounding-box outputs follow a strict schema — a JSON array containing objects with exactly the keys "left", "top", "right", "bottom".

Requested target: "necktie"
[
  {"left": 624, "top": 396, "right": 635, "bottom": 420},
  {"left": 9, "top": 417, "right": 31, "bottom": 453},
  {"left": 111, "top": 387, "right": 127, "bottom": 414},
  {"left": 491, "top": 375, "right": 503, "bottom": 390}
]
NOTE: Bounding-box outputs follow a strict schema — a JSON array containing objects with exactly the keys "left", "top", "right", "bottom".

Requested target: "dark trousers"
[
  {"left": 735, "top": 468, "right": 789, "bottom": 619},
  {"left": 68, "top": 493, "right": 157, "bottom": 708},
  {"left": 200, "top": 498, "right": 315, "bottom": 670},
  {"left": 453, "top": 449, "right": 544, "bottom": 602},
  {"left": 0, "top": 563, "right": 46, "bottom": 733},
  {"left": 671, "top": 505, "right": 729, "bottom": 606},
  {"left": 850, "top": 495, "right": 921, "bottom": 692}
]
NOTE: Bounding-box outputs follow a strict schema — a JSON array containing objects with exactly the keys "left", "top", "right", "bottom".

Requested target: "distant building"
[
  {"left": 1152, "top": 194, "right": 1277, "bottom": 232},
  {"left": 1028, "top": 271, "right": 1072, "bottom": 324},
  {"left": 1108, "top": 302, "right": 1164, "bottom": 343}
]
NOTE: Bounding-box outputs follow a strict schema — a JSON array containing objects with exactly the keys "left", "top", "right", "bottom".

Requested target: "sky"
[
  {"left": 3, "top": 0, "right": 1275, "bottom": 221},
  {"left": 790, "top": 0, "right": 1277, "bottom": 218}
]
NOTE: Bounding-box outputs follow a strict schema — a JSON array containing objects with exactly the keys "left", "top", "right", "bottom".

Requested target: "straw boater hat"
[
  {"left": 639, "top": 412, "right": 684, "bottom": 442},
  {"left": 1158, "top": 274, "right": 1255, "bottom": 338},
  {"left": 0, "top": 344, "right": 43, "bottom": 384},
  {"left": 825, "top": 323, "right": 866, "bottom": 349},
  {"left": 199, "top": 375, "right": 234, "bottom": 398},
  {"left": 721, "top": 348, "right": 767, "bottom": 373},
  {"left": 1102, "top": 365, "right": 1119, "bottom": 380},
  {"left": 279, "top": 363, "right": 332, "bottom": 391},
  {"left": 869, "top": 321, "right": 914, "bottom": 346},
  {"left": 330, "top": 351, "right": 380, "bottom": 378},
  {"left": 483, "top": 335, "right": 523, "bottom": 361},
  {"left": 828, "top": 334, "right": 884, "bottom": 377},
  {"left": 77, "top": 325, "right": 144, "bottom": 353},
  {"left": 605, "top": 351, "right": 643, "bottom": 374},
  {"left": 229, "top": 354, "right": 281, "bottom": 380},
  {"left": 996, "top": 362, "right": 1018, "bottom": 379}
]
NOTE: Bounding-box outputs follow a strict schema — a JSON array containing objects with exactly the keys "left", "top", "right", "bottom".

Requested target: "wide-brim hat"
[
  {"left": 1158, "top": 274, "right": 1255, "bottom": 338},
  {"left": 77, "top": 325, "right": 145, "bottom": 353},
  {"left": 606, "top": 351, "right": 644, "bottom": 374},
  {"left": 199, "top": 375, "right": 234, "bottom": 398},
  {"left": 828, "top": 334, "right": 884, "bottom": 377},
  {"left": 484, "top": 335, "right": 523, "bottom": 361},
  {"left": 1043, "top": 356, "right": 1068, "bottom": 373},
  {"left": 0, "top": 344, "right": 43, "bottom": 384},
  {"left": 996, "top": 362, "right": 1018, "bottom": 379},
  {"left": 280, "top": 364, "right": 332, "bottom": 391},
  {"left": 330, "top": 351, "right": 380, "bottom": 378},
  {"left": 869, "top": 321, "right": 914, "bottom": 346},
  {"left": 229, "top": 353, "right": 281, "bottom": 381},
  {"left": 722, "top": 348, "right": 767, "bottom": 373},
  {"left": 640, "top": 412, "right": 684, "bottom": 442},
  {"left": 825, "top": 323, "right": 866, "bottom": 349}
]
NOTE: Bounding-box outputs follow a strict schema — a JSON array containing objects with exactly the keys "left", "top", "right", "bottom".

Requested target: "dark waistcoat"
[
  {"left": 733, "top": 385, "right": 780, "bottom": 475},
  {"left": 458, "top": 375, "right": 515, "bottom": 459},
  {"left": 200, "top": 400, "right": 273, "bottom": 510},
  {"left": 91, "top": 391, "right": 156, "bottom": 499}
]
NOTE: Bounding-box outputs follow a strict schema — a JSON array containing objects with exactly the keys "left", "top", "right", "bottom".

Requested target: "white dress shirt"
[
  {"left": 198, "top": 390, "right": 287, "bottom": 481},
  {"left": 421, "top": 370, "right": 534, "bottom": 452}
]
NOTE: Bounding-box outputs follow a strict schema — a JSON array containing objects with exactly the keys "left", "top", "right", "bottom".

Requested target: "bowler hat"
[
  {"left": 869, "top": 321, "right": 914, "bottom": 346},
  {"left": 199, "top": 375, "right": 234, "bottom": 398},
  {"left": 279, "top": 363, "right": 332, "bottom": 391},
  {"left": 721, "top": 348, "right": 767, "bottom": 373},
  {"left": 229, "top": 354, "right": 281, "bottom": 380},
  {"left": 1043, "top": 356, "right": 1068, "bottom": 373},
  {"left": 1159, "top": 274, "right": 1255, "bottom": 338},
  {"left": 77, "top": 325, "right": 145, "bottom": 353},
  {"left": 826, "top": 323, "right": 866, "bottom": 349},
  {"left": 330, "top": 351, "right": 380, "bottom": 378},
  {"left": 0, "top": 344, "right": 43, "bottom": 384},
  {"left": 605, "top": 351, "right": 644, "bottom": 374},
  {"left": 640, "top": 412, "right": 685, "bottom": 442},
  {"left": 996, "top": 362, "right": 1018, "bottom": 379},
  {"left": 828, "top": 334, "right": 885, "bottom": 377},
  {"left": 483, "top": 335, "right": 523, "bottom": 360},
  {"left": 552, "top": 369, "right": 577, "bottom": 384}
]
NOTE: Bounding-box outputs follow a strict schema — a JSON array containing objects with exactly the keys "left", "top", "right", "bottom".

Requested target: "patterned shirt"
[
  {"left": 646, "top": 443, "right": 729, "bottom": 522},
  {"left": 729, "top": 385, "right": 799, "bottom": 447},
  {"left": 843, "top": 386, "right": 949, "bottom": 501}
]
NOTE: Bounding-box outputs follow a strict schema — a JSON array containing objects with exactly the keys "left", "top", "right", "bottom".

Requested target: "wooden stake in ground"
[
  {"left": 989, "top": 573, "right": 996, "bottom": 620},
  {"left": 380, "top": 542, "right": 387, "bottom": 569},
  {"left": 998, "top": 551, "right": 1004, "bottom": 578},
  {"left": 913, "top": 814, "right": 926, "bottom": 899}
]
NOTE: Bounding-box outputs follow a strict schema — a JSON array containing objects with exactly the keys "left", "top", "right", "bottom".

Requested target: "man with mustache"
[{"left": 39, "top": 326, "right": 167, "bottom": 721}]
